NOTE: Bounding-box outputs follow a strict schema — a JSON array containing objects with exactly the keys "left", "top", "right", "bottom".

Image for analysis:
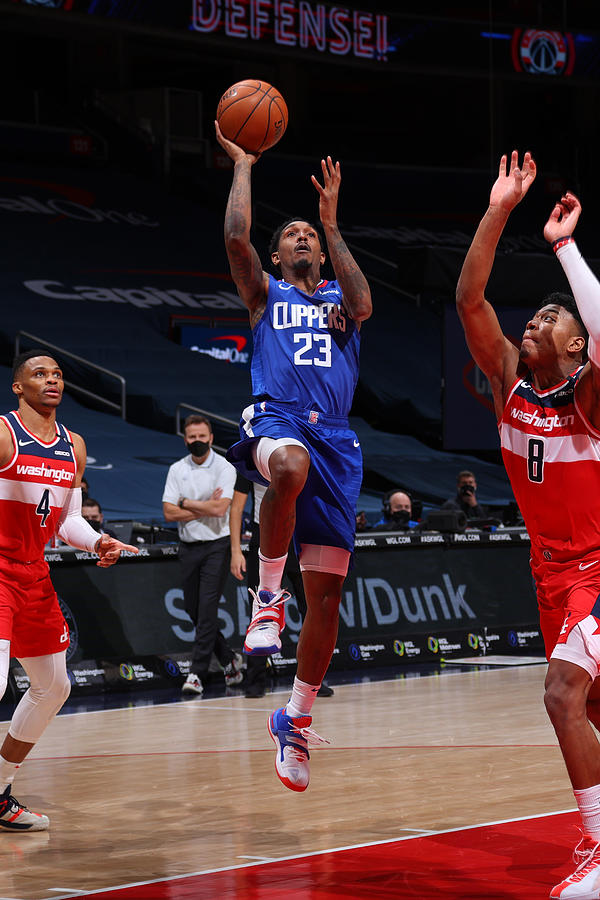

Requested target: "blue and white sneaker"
[
  {"left": 267, "top": 707, "right": 329, "bottom": 792},
  {"left": 244, "top": 589, "right": 290, "bottom": 656}
]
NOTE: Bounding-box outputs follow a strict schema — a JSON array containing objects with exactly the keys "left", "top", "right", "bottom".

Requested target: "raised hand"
[
  {"left": 214, "top": 120, "right": 261, "bottom": 165},
  {"left": 489, "top": 150, "right": 537, "bottom": 212},
  {"left": 543, "top": 191, "right": 582, "bottom": 244},
  {"left": 95, "top": 533, "right": 139, "bottom": 568},
  {"left": 311, "top": 156, "right": 341, "bottom": 228}
]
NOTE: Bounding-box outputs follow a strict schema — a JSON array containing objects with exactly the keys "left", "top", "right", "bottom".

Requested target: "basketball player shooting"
[
  {"left": 0, "top": 351, "right": 138, "bottom": 831},
  {"left": 215, "top": 120, "right": 371, "bottom": 792},
  {"left": 457, "top": 151, "right": 600, "bottom": 899}
]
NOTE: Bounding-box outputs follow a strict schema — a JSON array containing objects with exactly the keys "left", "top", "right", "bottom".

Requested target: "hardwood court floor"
[{"left": 0, "top": 664, "right": 574, "bottom": 900}]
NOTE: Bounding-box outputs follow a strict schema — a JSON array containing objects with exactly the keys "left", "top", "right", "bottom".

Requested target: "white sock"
[
  {"left": 258, "top": 550, "right": 287, "bottom": 593},
  {"left": 0, "top": 755, "right": 20, "bottom": 794},
  {"left": 575, "top": 784, "right": 600, "bottom": 840},
  {"left": 286, "top": 676, "right": 320, "bottom": 718}
]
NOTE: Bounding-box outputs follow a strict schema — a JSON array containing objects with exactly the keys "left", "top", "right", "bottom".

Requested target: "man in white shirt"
[{"left": 163, "top": 415, "right": 239, "bottom": 696}]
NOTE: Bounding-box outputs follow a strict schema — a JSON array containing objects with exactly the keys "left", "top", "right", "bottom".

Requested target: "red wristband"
[{"left": 552, "top": 235, "right": 574, "bottom": 253}]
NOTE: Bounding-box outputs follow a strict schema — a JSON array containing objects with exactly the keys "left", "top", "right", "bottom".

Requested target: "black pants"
[
  {"left": 245, "top": 525, "right": 306, "bottom": 691},
  {"left": 179, "top": 536, "right": 233, "bottom": 679}
]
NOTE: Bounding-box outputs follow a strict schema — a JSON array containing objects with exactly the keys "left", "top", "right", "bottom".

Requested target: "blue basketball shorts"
[{"left": 226, "top": 400, "right": 362, "bottom": 560}]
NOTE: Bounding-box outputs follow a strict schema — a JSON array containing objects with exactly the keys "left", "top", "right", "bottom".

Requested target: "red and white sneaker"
[
  {"left": 551, "top": 835, "right": 600, "bottom": 898},
  {"left": 0, "top": 786, "right": 49, "bottom": 832},
  {"left": 244, "top": 589, "right": 289, "bottom": 656}
]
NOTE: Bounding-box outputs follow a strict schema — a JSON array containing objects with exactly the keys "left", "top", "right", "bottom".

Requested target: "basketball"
[{"left": 216, "top": 80, "right": 288, "bottom": 154}]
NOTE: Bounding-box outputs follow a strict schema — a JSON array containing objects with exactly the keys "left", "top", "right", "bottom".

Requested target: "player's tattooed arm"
[
  {"left": 216, "top": 121, "right": 267, "bottom": 323},
  {"left": 312, "top": 157, "right": 372, "bottom": 323}
]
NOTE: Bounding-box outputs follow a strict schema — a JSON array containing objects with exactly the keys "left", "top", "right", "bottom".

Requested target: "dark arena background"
[{"left": 0, "top": 2, "right": 599, "bottom": 898}]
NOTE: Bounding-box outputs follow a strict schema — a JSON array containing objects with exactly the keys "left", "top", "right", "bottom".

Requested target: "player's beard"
[{"left": 292, "top": 256, "right": 311, "bottom": 274}]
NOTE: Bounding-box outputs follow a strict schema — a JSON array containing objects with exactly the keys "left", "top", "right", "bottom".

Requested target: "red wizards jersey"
[
  {"left": 499, "top": 368, "right": 600, "bottom": 563},
  {"left": 0, "top": 411, "right": 77, "bottom": 563}
]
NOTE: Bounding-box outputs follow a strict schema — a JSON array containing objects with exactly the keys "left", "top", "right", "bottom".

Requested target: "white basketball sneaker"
[
  {"left": 0, "top": 786, "right": 49, "bottom": 832},
  {"left": 181, "top": 673, "right": 203, "bottom": 695},
  {"left": 244, "top": 589, "right": 290, "bottom": 655},
  {"left": 551, "top": 835, "right": 600, "bottom": 898},
  {"left": 224, "top": 652, "right": 244, "bottom": 686}
]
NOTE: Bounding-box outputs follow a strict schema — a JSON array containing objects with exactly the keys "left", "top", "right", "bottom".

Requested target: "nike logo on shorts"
[
  {"left": 19, "top": 440, "right": 34, "bottom": 446},
  {"left": 579, "top": 560, "right": 599, "bottom": 571},
  {"left": 353, "top": 440, "right": 360, "bottom": 447}
]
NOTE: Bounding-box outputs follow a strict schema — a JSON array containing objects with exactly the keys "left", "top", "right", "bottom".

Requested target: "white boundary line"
[{"left": 44, "top": 806, "right": 578, "bottom": 900}]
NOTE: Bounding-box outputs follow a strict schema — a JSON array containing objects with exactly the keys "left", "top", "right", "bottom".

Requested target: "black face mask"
[
  {"left": 187, "top": 440, "right": 210, "bottom": 457},
  {"left": 390, "top": 509, "right": 410, "bottom": 526},
  {"left": 85, "top": 518, "right": 102, "bottom": 532}
]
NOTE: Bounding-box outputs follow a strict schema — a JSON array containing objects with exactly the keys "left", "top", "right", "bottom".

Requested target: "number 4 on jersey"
[{"left": 36, "top": 488, "right": 51, "bottom": 527}]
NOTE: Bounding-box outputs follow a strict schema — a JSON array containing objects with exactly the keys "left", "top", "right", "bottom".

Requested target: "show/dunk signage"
[{"left": 191, "top": 1, "right": 389, "bottom": 61}]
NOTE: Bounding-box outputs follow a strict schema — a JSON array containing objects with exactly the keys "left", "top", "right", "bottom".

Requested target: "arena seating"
[{"left": 0, "top": 159, "right": 516, "bottom": 515}]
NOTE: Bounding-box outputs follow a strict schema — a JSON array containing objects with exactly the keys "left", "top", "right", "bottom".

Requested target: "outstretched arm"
[
  {"left": 544, "top": 191, "right": 599, "bottom": 364},
  {"left": 311, "top": 157, "right": 372, "bottom": 323},
  {"left": 456, "top": 151, "right": 536, "bottom": 415},
  {"left": 544, "top": 192, "right": 600, "bottom": 427},
  {"left": 215, "top": 122, "right": 268, "bottom": 323}
]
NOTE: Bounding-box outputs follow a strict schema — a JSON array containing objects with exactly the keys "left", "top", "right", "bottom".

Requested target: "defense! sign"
[{"left": 192, "top": 1, "right": 389, "bottom": 61}]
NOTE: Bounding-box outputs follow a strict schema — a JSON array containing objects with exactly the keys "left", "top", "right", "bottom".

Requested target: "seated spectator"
[
  {"left": 81, "top": 476, "right": 89, "bottom": 502},
  {"left": 374, "top": 490, "right": 419, "bottom": 531},
  {"left": 441, "top": 471, "right": 488, "bottom": 520},
  {"left": 82, "top": 497, "right": 117, "bottom": 538}
]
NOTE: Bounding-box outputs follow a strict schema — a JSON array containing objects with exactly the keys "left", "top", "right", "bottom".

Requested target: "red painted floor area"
[{"left": 73, "top": 810, "right": 582, "bottom": 899}]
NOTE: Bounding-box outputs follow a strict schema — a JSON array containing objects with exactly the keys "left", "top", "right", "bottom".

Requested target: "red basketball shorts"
[
  {"left": 0, "top": 555, "right": 69, "bottom": 658},
  {"left": 533, "top": 549, "right": 600, "bottom": 660}
]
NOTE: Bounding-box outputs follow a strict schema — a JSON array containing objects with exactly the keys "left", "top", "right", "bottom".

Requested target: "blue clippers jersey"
[{"left": 250, "top": 275, "right": 361, "bottom": 416}]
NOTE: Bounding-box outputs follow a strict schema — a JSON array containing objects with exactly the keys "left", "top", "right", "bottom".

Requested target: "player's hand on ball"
[
  {"left": 215, "top": 121, "right": 261, "bottom": 165},
  {"left": 95, "top": 534, "right": 139, "bottom": 567},
  {"left": 543, "top": 191, "right": 582, "bottom": 244}
]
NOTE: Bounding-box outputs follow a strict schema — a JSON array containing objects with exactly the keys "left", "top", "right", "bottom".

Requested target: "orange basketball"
[{"left": 216, "top": 80, "right": 288, "bottom": 154}]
